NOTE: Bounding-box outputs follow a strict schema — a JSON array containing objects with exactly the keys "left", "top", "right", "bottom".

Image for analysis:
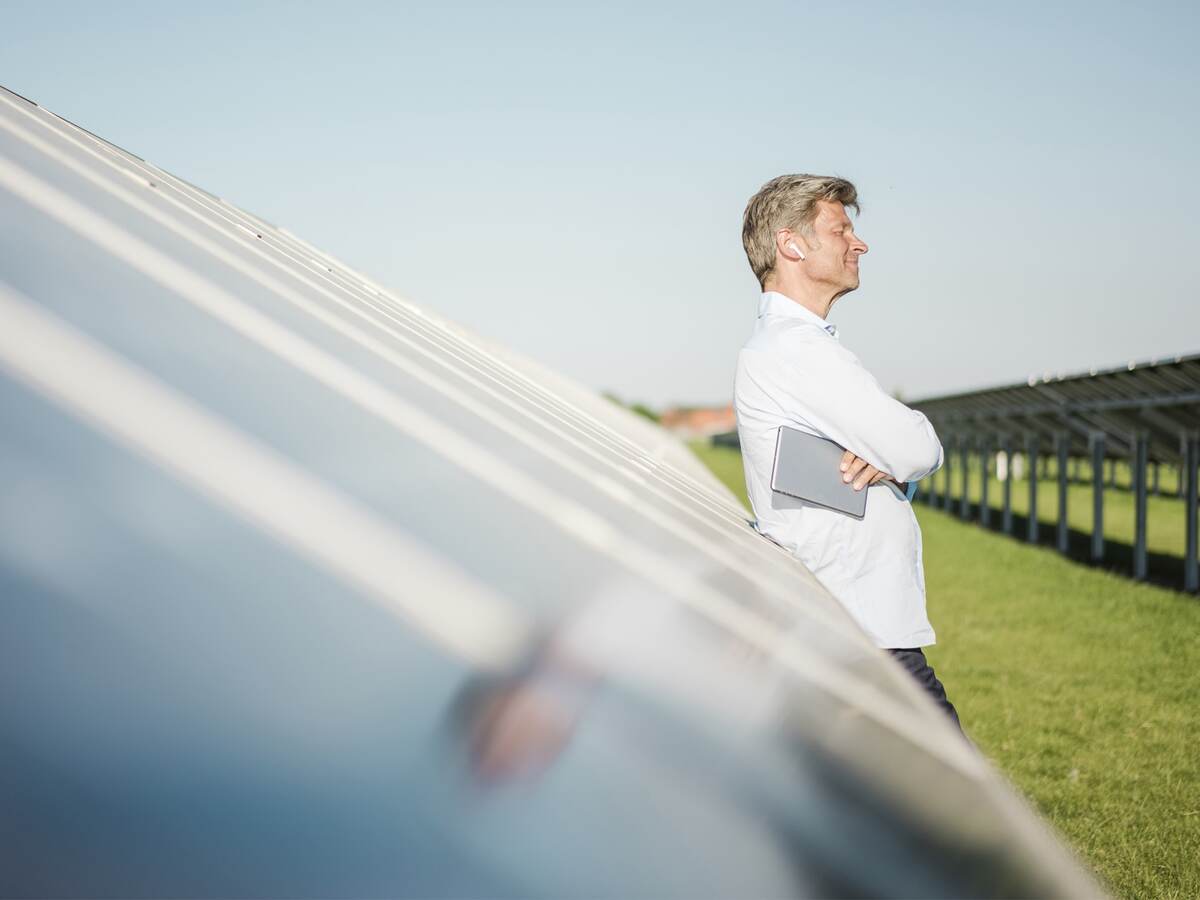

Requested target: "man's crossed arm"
[{"left": 758, "top": 334, "right": 944, "bottom": 488}]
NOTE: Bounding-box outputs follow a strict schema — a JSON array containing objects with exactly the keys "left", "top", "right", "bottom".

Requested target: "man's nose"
[{"left": 852, "top": 235, "right": 868, "bottom": 255}]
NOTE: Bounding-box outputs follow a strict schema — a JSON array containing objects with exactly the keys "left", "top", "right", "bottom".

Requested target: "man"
[{"left": 733, "top": 174, "right": 960, "bottom": 727}]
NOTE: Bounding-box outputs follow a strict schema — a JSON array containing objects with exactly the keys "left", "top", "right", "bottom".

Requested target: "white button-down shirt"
[{"left": 733, "top": 291, "right": 944, "bottom": 648}]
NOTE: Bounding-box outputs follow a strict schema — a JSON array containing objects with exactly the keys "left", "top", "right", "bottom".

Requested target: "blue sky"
[{"left": 4, "top": 1, "right": 1197, "bottom": 407}]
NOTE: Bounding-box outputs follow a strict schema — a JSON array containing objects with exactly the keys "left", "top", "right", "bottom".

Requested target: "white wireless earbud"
[{"left": 788, "top": 242, "right": 806, "bottom": 261}]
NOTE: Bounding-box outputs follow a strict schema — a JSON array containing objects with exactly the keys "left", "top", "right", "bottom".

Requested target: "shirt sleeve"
[{"left": 751, "top": 333, "right": 944, "bottom": 483}]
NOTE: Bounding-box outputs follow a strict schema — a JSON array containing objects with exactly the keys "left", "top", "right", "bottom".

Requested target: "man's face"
[{"left": 803, "top": 200, "right": 869, "bottom": 293}]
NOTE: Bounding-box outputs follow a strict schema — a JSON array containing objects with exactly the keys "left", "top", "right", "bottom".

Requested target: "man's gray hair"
[{"left": 741, "top": 174, "right": 859, "bottom": 286}]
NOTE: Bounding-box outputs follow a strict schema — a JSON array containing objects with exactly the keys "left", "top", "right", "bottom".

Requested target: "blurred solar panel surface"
[{"left": 0, "top": 86, "right": 1105, "bottom": 898}]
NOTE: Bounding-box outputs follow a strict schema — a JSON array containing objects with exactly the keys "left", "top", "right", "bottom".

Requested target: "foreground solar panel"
[{"left": 0, "top": 85, "right": 1104, "bottom": 898}]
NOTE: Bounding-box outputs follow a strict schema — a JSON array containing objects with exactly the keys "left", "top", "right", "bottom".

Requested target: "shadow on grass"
[{"left": 919, "top": 497, "right": 1197, "bottom": 595}]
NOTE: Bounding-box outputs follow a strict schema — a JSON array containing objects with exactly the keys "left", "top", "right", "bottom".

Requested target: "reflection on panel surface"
[{"left": 0, "top": 86, "right": 1104, "bottom": 897}]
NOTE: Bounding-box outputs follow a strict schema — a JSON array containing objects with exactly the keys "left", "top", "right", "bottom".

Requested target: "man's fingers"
[
  {"left": 843, "top": 456, "right": 869, "bottom": 483},
  {"left": 852, "top": 465, "right": 880, "bottom": 490},
  {"left": 839, "top": 452, "right": 895, "bottom": 490}
]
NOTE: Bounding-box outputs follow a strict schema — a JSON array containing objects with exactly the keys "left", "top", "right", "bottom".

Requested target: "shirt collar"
[{"left": 758, "top": 291, "right": 839, "bottom": 339}]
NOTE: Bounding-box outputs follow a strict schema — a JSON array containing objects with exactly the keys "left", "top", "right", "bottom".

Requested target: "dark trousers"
[{"left": 887, "top": 648, "right": 962, "bottom": 732}]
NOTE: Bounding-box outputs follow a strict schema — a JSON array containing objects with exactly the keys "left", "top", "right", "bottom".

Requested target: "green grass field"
[{"left": 689, "top": 441, "right": 1200, "bottom": 900}]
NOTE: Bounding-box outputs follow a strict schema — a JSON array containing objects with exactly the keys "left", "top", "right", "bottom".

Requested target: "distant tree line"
[{"left": 602, "top": 391, "right": 660, "bottom": 423}]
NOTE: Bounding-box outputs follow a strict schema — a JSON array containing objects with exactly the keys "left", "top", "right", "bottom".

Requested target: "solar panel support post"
[
  {"left": 1184, "top": 433, "right": 1198, "bottom": 593},
  {"left": 1133, "top": 432, "right": 1149, "bottom": 581},
  {"left": 928, "top": 439, "right": 938, "bottom": 507},
  {"left": 1056, "top": 433, "right": 1070, "bottom": 554},
  {"left": 1002, "top": 436, "right": 1014, "bottom": 536},
  {"left": 1090, "top": 433, "right": 1105, "bottom": 562},
  {"left": 925, "top": 463, "right": 936, "bottom": 506},
  {"left": 960, "top": 437, "right": 971, "bottom": 520},
  {"left": 951, "top": 434, "right": 962, "bottom": 512},
  {"left": 1026, "top": 434, "right": 1039, "bottom": 543},
  {"left": 980, "top": 437, "right": 992, "bottom": 528},
  {"left": 936, "top": 436, "right": 945, "bottom": 508},
  {"left": 929, "top": 442, "right": 940, "bottom": 506},
  {"left": 943, "top": 434, "right": 955, "bottom": 512}
]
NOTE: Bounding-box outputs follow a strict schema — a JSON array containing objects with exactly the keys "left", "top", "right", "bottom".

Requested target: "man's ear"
[{"left": 776, "top": 229, "right": 806, "bottom": 261}]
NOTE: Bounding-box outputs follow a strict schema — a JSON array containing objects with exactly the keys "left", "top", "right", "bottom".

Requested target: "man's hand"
[{"left": 839, "top": 450, "right": 893, "bottom": 491}]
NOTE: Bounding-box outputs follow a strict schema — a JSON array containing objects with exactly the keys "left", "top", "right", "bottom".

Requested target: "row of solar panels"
[
  {"left": 911, "top": 354, "right": 1200, "bottom": 462},
  {"left": 0, "top": 85, "right": 1102, "bottom": 897}
]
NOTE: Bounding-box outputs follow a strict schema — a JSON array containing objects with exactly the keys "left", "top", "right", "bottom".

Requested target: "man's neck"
[{"left": 762, "top": 279, "right": 844, "bottom": 319}]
